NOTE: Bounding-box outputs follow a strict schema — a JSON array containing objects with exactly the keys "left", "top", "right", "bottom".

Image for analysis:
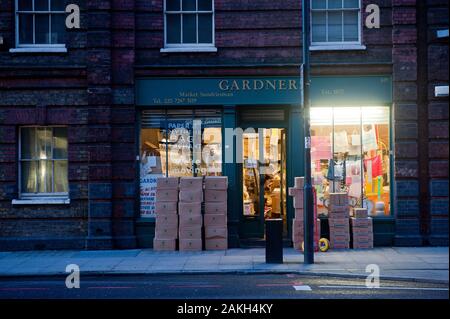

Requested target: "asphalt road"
[{"left": 0, "top": 274, "right": 448, "bottom": 300}]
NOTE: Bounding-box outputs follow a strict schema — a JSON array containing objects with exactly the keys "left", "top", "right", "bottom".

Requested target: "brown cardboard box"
[
  {"left": 153, "top": 238, "right": 176, "bottom": 251},
  {"left": 179, "top": 239, "right": 202, "bottom": 251},
  {"left": 204, "top": 214, "right": 227, "bottom": 227},
  {"left": 292, "top": 232, "right": 304, "bottom": 243},
  {"left": 156, "top": 177, "right": 179, "bottom": 190},
  {"left": 179, "top": 177, "right": 203, "bottom": 190},
  {"left": 353, "top": 242, "right": 374, "bottom": 249},
  {"left": 205, "top": 202, "right": 227, "bottom": 215},
  {"left": 328, "top": 218, "right": 349, "bottom": 227},
  {"left": 292, "top": 218, "right": 303, "bottom": 231},
  {"left": 204, "top": 189, "right": 227, "bottom": 202},
  {"left": 294, "top": 177, "right": 305, "bottom": 189},
  {"left": 353, "top": 208, "right": 368, "bottom": 219},
  {"left": 155, "top": 225, "right": 178, "bottom": 239},
  {"left": 328, "top": 204, "right": 349, "bottom": 212},
  {"left": 205, "top": 238, "right": 228, "bottom": 250},
  {"left": 294, "top": 209, "right": 304, "bottom": 220},
  {"left": 179, "top": 226, "right": 202, "bottom": 240},
  {"left": 204, "top": 176, "right": 228, "bottom": 190},
  {"left": 178, "top": 202, "right": 202, "bottom": 215},
  {"left": 329, "top": 193, "right": 348, "bottom": 206},
  {"left": 288, "top": 187, "right": 303, "bottom": 197},
  {"left": 155, "top": 214, "right": 178, "bottom": 227},
  {"left": 204, "top": 227, "right": 227, "bottom": 239},
  {"left": 293, "top": 196, "right": 304, "bottom": 209},
  {"left": 156, "top": 189, "right": 179, "bottom": 202},
  {"left": 179, "top": 190, "right": 203, "bottom": 203},
  {"left": 352, "top": 227, "right": 373, "bottom": 235},
  {"left": 351, "top": 217, "right": 373, "bottom": 228},
  {"left": 155, "top": 201, "right": 178, "bottom": 213},
  {"left": 329, "top": 210, "right": 350, "bottom": 219},
  {"left": 179, "top": 213, "right": 203, "bottom": 228}
]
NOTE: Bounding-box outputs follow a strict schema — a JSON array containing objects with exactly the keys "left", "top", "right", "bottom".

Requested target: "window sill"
[
  {"left": 12, "top": 198, "right": 71, "bottom": 205},
  {"left": 309, "top": 44, "right": 366, "bottom": 51},
  {"left": 9, "top": 47, "right": 68, "bottom": 53},
  {"left": 160, "top": 47, "right": 217, "bottom": 53}
]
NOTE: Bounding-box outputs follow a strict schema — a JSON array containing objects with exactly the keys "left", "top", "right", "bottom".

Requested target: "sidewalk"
[{"left": 0, "top": 247, "right": 448, "bottom": 283}]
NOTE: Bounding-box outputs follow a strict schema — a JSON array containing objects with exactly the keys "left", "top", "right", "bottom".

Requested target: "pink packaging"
[
  {"left": 179, "top": 177, "right": 203, "bottom": 190},
  {"left": 204, "top": 177, "right": 228, "bottom": 190},
  {"left": 155, "top": 225, "right": 178, "bottom": 239},
  {"left": 204, "top": 227, "right": 227, "bottom": 239},
  {"left": 156, "top": 177, "right": 179, "bottom": 190},
  {"left": 203, "top": 214, "right": 227, "bottom": 227},
  {"left": 293, "top": 196, "right": 304, "bottom": 209},
  {"left": 179, "top": 213, "right": 203, "bottom": 228},
  {"left": 156, "top": 189, "right": 179, "bottom": 202},
  {"left": 178, "top": 202, "right": 202, "bottom": 215},
  {"left": 179, "top": 190, "right": 203, "bottom": 203},
  {"left": 153, "top": 238, "right": 176, "bottom": 251},
  {"left": 204, "top": 189, "right": 227, "bottom": 202},
  {"left": 155, "top": 201, "right": 178, "bottom": 213},
  {"left": 179, "top": 239, "right": 202, "bottom": 251},
  {"left": 288, "top": 187, "right": 303, "bottom": 197},
  {"left": 155, "top": 214, "right": 178, "bottom": 227},
  {"left": 205, "top": 202, "right": 227, "bottom": 215},
  {"left": 205, "top": 238, "right": 228, "bottom": 250},
  {"left": 294, "top": 209, "right": 304, "bottom": 220},
  {"left": 179, "top": 226, "right": 202, "bottom": 240}
]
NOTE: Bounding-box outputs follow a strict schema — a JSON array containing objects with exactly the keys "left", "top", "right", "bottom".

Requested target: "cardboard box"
[
  {"left": 351, "top": 217, "right": 373, "bottom": 228},
  {"left": 353, "top": 242, "right": 374, "bottom": 249},
  {"left": 205, "top": 227, "right": 227, "bottom": 239},
  {"left": 329, "top": 193, "right": 348, "bottom": 206},
  {"left": 155, "top": 214, "right": 178, "bottom": 227},
  {"left": 179, "top": 226, "right": 202, "bottom": 240},
  {"left": 179, "top": 190, "right": 203, "bottom": 203},
  {"left": 294, "top": 209, "right": 304, "bottom": 220},
  {"left": 353, "top": 208, "right": 368, "bottom": 219},
  {"left": 288, "top": 187, "right": 303, "bottom": 197},
  {"left": 205, "top": 201, "right": 227, "bottom": 215},
  {"left": 204, "top": 214, "right": 227, "bottom": 227},
  {"left": 294, "top": 177, "right": 305, "bottom": 189},
  {"left": 155, "top": 201, "right": 178, "bottom": 213},
  {"left": 205, "top": 238, "right": 228, "bottom": 250},
  {"left": 179, "top": 239, "right": 202, "bottom": 251},
  {"left": 328, "top": 218, "right": 349, "bottom": 227},
  {"left": 179, "top": 213, "right": 203, "bottom": 228},
  {"left": 293, "top": 232, "right": 304, "bottom": 243},
  {"left": 156, "top": 177, "right": 179, "bottom": 190},
  {"left": 204, "top": 176, "right": 228, "bottom": 190},
  {"left": 329, "top": 210, "right": 350, "bottom": 219},
  {"left": 153, "top": 238, "right": 176, "bottom": 251},
  {"left": 156, "top": 189, "right": 179, "bottom": 202},
  {"left": 179, "top": 177, "right": 203, "bottom": 190},
  {"left": 155, "top": 225, "right": 178, "bottom": 239},
  {"left": 178, "top": 202, "right": 202, "bottom": 215},
  {"left": 204, "top": 189, "right": 227, "bottom": 202},
  {"left": 292, "top": 218, "right": 303, "bottom": 230},
  {"left": 328, "top": 204, "right": 349, "bottom": 212},
  {"left": 293, "top": 196, "right": 304, "bottom": 209},
  {"left": 352, "top": 227, "right": 373, "bottom": 235}
]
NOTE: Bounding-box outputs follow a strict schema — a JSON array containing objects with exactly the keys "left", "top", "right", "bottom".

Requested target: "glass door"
[{"left": 242, "top": 128, "right": 287, "bottom": 238}]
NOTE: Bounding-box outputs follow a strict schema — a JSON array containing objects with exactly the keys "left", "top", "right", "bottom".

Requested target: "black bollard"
[{"left": 265, "top": 218, "right": 283, "bottom": 264}]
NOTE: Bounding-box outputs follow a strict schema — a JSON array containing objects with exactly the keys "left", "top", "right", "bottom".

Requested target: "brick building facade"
[{"left": 0, "top": 0, "right": 448, "bottom": 251}]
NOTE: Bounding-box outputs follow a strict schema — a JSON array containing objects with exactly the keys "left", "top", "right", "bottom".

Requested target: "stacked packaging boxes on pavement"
[
  {"left": 328, "top": 192, "right": 350, "bottom": 249},
  {"left": 178, "top": 177, "right": 204, "bottom": 251},
  {"left": 288, "top": 177, "right": 320, "bottom": 251},
  {"left": 351, "top": 208, "right": 374, "bottom": 249},
  {"left": 204, "top": 177, "right": 228, "bottom": 250},
  {"left": 153, "top": 177, "right": 179, "bottom": 251}
]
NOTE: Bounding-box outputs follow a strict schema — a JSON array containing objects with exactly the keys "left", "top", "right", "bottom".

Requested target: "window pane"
[
  {"left": 18, "top": 0, "right": 32, "bottom": 11},
  {"left": 328, "top": 11, "right": 342, "bottom": 42},
  {"left": 182, "top": 14, "right": 197, "bottom": 43},
  {"left": 198, "top": 13, "right": 212, "bottom": 43},
  {"left": 198, "top": 0, "right": 212, "bottom": 11},
  {"left": 344, "top": 11, "right": 358, "bottom": 41},
  {"left": 36, "top": 127, "right": 51, "bottom": 159},
  {"left": 21, "top": 161, "right": 37, "bottom": 193},
  {"left": 35, "top": 14, "right": 50, "bottom": 44},
  {"left": 166, "top": 0, "right": 180, "bottom": 11},
  {"left": 312, "top": 12, "right": 326, "bottom": 42},
  {"left": 166, "top": 14, "right": 181, "bottom": 43},
  {"left": 21, "top": 128, "right": 36, "bottom": 159},
  {"left": 50, "top": 14, "right": 66, "bottom": 44},
  {"left": 35, "top": 0, "right": 49, "bottom": 10},
  {"left": 328, "top": 0, "right": 343, "bottom": 9},
  {"left": 54, "top": 161, "right": 68, "bottom": 193},
  {"left": 53, "top": 127, "right": 68, "bottom": 159},
  {"left": 38, "top": 160, "right": 52, "bottom": 193},
  {"left": 182, "top": 0, "right": 196, "bottom": 11},
  {"left": 312, "top": 0, "right": 326, "bottom": 9},
  {"left": 344, "top": 0, "right": 359, "bottom": 8},
  {"left": 19, "top": 14, "right": 34, "bottom": 44},
  {"left": 51, "top": 0, "right": 68, "bottom": 11},
  {"left": 167, "top": 117, "right": 193, "bottom": 177}
]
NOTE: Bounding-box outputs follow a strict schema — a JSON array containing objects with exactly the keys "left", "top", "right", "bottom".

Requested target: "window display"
[
  {"left": 311, "top": 107, "right": 391, "bottom": 217},
  {"left": 140, "top": 109, "right": 222, "bottom": 218}
]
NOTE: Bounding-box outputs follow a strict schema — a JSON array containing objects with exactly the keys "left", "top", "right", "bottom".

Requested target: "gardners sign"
[{"left": 136, "top": 77, "right": 302, "bottom": 106}]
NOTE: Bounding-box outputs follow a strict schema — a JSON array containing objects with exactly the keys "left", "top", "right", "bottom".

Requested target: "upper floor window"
[
  {"left": 311, "top": 0, "right": 361, "bottom": 46},
  {"left": 163, "top": 0, "right": 216, "bottom": 52},
  {"left": 15, "top": 0, "right": 67, "bottom": 49},
  {"left": 19, "top": 127, "right": 68, "bottom": 198}
]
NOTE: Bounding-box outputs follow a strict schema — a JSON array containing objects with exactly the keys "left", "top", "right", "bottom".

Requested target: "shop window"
[
  {"left": 311, "top": 106, "right": 391, "bottom": 217},
  {"left": 140, "top": 109, "right": 222, "bottom": 218},
  {"left": 15, "top": 0, "right": 67, "bottom": 48},
  {"left": 163, "top": 0, "right": 215, "bottom": 51},
  {"left": 19, "top": 126, "right": 68, "bottom": 198},
  {"left": 311, "top": 0, "right": 361, "bottom": 45}
]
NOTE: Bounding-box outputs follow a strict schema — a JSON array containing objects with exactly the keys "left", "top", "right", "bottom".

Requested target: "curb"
[{"left": 0, "top": 269, "right": 448, "bottom": 285}]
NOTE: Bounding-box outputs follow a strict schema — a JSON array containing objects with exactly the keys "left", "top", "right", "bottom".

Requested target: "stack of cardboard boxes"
[
  {"left": 178, "top": 177, "right": 204, "bottom": 251},
  {"left": 328, "top": 192, "right": 350, "bottom": 249},
  {"left": 204, "top": 177, "right": 228, "bottom": 250},
  {"left": 153, "top": 177, "right": 179, "bottom": 251},
  {"left": 289, "top": 177, "right": 320, "bottom": 251},
  {"left": 351, "top": 208, "right": 374, "bottom": 249}
]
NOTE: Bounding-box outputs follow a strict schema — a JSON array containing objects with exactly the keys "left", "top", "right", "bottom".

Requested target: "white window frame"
[
  {"left": 161, "top": 0, "right": 217, "bottom": 53},
  {"left": 310, "top": 0, "right": 365, "bottom": 50},
  {"left": 17, "top": 126, "right": 69, "bottom": 201},
  {"left": 10, "top": 0, "right": 67, "bottom": 53}
]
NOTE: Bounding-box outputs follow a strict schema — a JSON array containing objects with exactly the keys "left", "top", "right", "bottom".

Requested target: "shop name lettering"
[
  {"left": 177, "top": 303, "right": 273, "bottom": 317},
  {"left": 219, "top": 79, "right": 298, "bottom": 91}
]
